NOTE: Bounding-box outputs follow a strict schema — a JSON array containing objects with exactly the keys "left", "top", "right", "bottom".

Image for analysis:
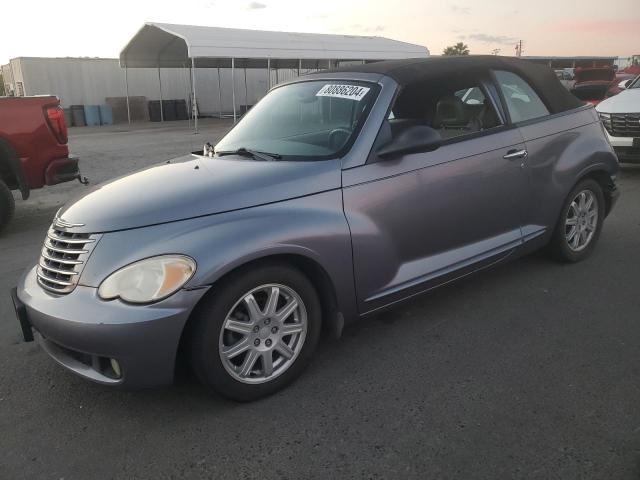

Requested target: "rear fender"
[{"left": 521, "top": 109, "right": 617, "bottom": 231}]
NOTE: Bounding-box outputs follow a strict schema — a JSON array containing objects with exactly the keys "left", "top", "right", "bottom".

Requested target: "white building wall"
[
  {"left": 9, "top": 57, "right": 311, "bottom": 118},
  {"left": 1, "top": 63, "right": 15, "bottom": 95},
  {"left": 9, "top": 58, "right": 25, "bottom": 96},
  {"left": 17, "top": 57, "right": 191, "bottom": 108}
]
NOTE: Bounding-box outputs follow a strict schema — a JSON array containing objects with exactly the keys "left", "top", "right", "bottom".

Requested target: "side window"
[
  {"left": 455, "top": 87, "right": 485, "bottom": 105},
  {"left": 388, "top": 80, "right": 503, "bottom": 142},
  {"left": 431, "top": 84, "right": 503, "bottom": 140},
  {"left": 494, "top": 70, "right": 549, "bottom": 123}
]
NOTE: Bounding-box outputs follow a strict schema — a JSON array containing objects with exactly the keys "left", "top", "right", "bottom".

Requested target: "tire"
[
  {"left": 0, "top": 180, "right": 15, "bottom": 234},
  {"left": 548, "top": 178, "right": 605, "bottom": 263},
  {"left": 188, "top": 262, "right": 322, "bottom": 401}
]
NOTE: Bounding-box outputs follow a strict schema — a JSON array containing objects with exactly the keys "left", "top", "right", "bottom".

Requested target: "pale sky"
[{"left": 2, "top": 0, "right": 639, "bottom": 65}]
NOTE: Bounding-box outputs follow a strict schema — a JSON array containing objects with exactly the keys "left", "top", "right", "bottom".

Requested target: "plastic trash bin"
[
  {"left": 99, "top": 104, "right": 113, "bottom": 125},
  {"left": 175, "top": 100, "right": 188, "bottom": 120},
  {"left": 162, "top": 100, "right": 178, "bottom": 121},
  {"left": 63, "top": 108, "right": 73, "bottom": 127},
  {"left": 70, "top": 105, "right": 86, "bottom": 127},
  {"left": 148, "top": 100, "right": 161, "bottom": 122},
  {"left": 84, "top": 105, "right": 101, "bottom": 126}
]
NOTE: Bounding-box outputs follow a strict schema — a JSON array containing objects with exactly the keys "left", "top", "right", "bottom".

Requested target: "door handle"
[{"left": 503, "top": 149, "right": 528, "bottom": 160}]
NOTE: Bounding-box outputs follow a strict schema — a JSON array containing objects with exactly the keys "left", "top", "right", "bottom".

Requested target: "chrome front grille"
[
  {"left": 37, "top": 226, "right": 100, "bottom": 294},
  {"left": 601, "top": 113, "right": 640, "bottom": 138}
]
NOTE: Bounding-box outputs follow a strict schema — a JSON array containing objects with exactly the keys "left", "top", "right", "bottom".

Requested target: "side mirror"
[
  {"left": 377, "top": 125, "right": 442, "bottom": 159},
  {"left": 618, "top": 79, "right": 632, "bottom": 90}
]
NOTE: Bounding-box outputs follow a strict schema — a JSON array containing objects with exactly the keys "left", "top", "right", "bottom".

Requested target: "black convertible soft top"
[{"left": 330, "top": 55, "right": 583, "bottom": 114}]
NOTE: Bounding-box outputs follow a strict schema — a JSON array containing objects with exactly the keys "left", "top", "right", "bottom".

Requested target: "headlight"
[
  {"left": 98, "top": 255, "right": 196, "bottom": 303},
  {"left": 598, "top": 112, "right": 611, "bottom": 119}
]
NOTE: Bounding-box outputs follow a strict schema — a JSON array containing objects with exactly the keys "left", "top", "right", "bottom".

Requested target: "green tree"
[{"left": 442, "top": 42, "right": 470, "bottom": 56}]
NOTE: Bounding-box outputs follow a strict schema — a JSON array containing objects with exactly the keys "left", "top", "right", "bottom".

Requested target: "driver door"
[{"left": 342, "top": 83, "right": 529, "bottom": 314}]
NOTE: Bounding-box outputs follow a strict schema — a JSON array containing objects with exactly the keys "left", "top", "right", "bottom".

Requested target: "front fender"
[{"left": 77, "top": 190, "right": 358, "bottom": 323}]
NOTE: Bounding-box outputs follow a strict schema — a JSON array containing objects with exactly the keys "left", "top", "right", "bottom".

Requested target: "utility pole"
[{"left": 515, "top": 40, "right": 523, "bottom": 57}]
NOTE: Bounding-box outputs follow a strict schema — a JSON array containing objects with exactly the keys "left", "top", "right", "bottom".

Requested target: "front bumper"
[
  {"left": 15, "top": 266, "right": 209, "bottom": 388},
  {"left": 613, "top": 146, "right": 640, "bottom": 163},
  {"left": 604, "top": 131, "right": 640, "bottom": 163}
]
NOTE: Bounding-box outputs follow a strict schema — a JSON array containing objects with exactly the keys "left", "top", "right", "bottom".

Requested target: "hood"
[
  {"left": 573, "top": 67, "right": 615, "bottom": 84},
  {"left": 57, "top": 155, "right": 342, "bottom": 233},
  {"left": 595, "top": 88, "right": 640, "bottom": 114}
]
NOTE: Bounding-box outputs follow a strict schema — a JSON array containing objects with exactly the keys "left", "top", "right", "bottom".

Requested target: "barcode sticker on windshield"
[{"left": 316, "top": 84, "right": 370, "bottom": 101}]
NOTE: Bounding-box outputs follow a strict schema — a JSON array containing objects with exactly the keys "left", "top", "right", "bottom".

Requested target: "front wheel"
[
  {"left": 189, "top": 263, "right": 321, "bottom": 401},
  {"left": 548, "top": 178, "right": 605, "bottom": 262}
]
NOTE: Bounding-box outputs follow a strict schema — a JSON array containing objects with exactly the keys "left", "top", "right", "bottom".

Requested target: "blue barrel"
[
  {"left": 84, "top": 105, "right": 101, "bottom": 126},
  {"left": 99, "top": 104, "right": 113, "bottom": 125}
]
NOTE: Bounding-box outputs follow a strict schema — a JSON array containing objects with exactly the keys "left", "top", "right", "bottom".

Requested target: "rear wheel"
[
  {"left": 189, "top": 263, "right": 321, "bottom": 401},
  {"left": 548, "top": 179, "right": 604, "bottom": 262},
  {"left": 0, "top": 180, "right": 15, "bottom": 234}
]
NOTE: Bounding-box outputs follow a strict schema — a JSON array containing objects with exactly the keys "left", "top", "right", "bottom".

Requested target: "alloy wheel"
[
  {"left": 565, "top": 189, "right": 598, "bottom": 252},
  {"left": 218, "top": 283, "right": 308, "bottom": 384}
]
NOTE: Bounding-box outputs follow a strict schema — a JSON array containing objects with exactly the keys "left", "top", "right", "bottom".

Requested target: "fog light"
[{"left": 110, "top": 358, "right": 122, "bottom": 378}]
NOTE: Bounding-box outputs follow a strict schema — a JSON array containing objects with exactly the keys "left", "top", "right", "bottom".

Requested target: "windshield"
[
  {"left": 629, "top": 75, "right": 640, "bottom": 89},
  {"left": 215, "top": 80, "right": 379, "bottom": 160}
]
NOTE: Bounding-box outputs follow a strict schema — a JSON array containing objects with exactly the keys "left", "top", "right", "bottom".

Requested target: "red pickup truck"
[
  {"left": 0, "top": 96, "right": 83, "bottom": 232},
  {"left": 569, "top": 67, "right": 618, "bottom": 106}
]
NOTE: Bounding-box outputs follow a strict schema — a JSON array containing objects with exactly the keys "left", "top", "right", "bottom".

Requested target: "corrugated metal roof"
[{"left": 120, "top": 22, "right": 429, "bottom": 68}]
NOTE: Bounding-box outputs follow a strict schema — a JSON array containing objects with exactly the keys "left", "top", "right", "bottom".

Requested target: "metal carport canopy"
[
  {"left": 119, "top": 22, "right": 428, "bottom": 130},
  {"left": 120, "top": 22, "right": 429, "bottom": 68}
]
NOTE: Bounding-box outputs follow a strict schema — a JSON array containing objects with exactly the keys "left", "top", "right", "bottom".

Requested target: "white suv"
[{"left": 596, "top": 75, "right": 640, "bottom": 163}]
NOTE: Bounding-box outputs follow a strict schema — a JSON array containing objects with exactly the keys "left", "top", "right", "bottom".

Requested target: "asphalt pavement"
[{"left": 1, "top": 121, "right": 639, "bottom": 479}]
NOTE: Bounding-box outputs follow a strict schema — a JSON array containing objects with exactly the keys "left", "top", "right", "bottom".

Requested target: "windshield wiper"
[{"left": 216, "top": 147, "right": 282, "bottom": 161}]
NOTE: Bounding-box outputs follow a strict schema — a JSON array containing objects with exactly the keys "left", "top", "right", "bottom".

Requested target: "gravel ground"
[{"left": 1, "top": 122, "right": 639, "bottom": 479}]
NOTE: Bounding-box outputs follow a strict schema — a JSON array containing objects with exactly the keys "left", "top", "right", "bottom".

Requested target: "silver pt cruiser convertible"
[{"left": 13, "top": 56, "right": 619, "bottom": 401}]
